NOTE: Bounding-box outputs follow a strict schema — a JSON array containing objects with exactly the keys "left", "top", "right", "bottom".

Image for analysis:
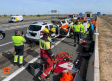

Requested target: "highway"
[
  {"left": 0, "top": 27, "right": 28, "bottom": 54},
  {"left": 0, "top": 18, "right": 52, "bottom": 54},
  {"left": 0, "top": 36, "right": 85, "bottom": 81},
  {"left": 0, "top": 16, "right": 97, "bottom": 81},
  {"left": 0, "top": 19, "right": 51, "bottom": 28}
]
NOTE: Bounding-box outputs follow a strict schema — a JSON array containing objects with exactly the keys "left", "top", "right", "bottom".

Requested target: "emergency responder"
[
  {"left": 86, "top": 22, "right": 90, "bottom": 39},
  {"left": 83, "top": 21, "right": 87, "bottom": 36},
  {"left": 72, "top": 21, "right": 81, "bottom": 47},
  {"left": 80, "top": 22, "right": 85, "bottom": 39},
  {"left": 60, "top": 23, "right": 69, "bottom": 35},
  {"left": 12, "top": 30, "right": 26, "bottom": 67},
  {"left": 48, "top": 28, "right": 56, "bottom": 45},
  {"left": 49, "top": 28, "right": 56, "bottom": 38},
  {"left": 89, "top": 22, "right": 94, "bottom": 40},
  {"left": 87, "top": 22, "right": 90, "bottom": 32},
  {"left": 38, "top": 28, "right": 55, "bottom": 81},
  {"left": 94, "top": 21, "right": 97, "bottom": 32},
  {"left": 91, "top": 19, "right": 97, "bottom": 32},
  {"left": 70, "top": 22, "right": 76, "bottom": 37},
  {"left": 91, "top": 19, "right": 95, "bottom": 26}
]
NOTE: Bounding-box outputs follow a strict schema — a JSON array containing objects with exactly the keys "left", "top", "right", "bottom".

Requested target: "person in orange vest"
[
  {"left": 91, "top": 19, "right": 97, "bottom": 32},
  {"left": 91, "top": 19, "right": 95, "bottom": 25}
]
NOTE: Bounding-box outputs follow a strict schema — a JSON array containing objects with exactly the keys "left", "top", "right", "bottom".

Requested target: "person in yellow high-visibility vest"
[
  {"left": 72, "top": 21, "right": 81, "bottom": 47},
  {"left": 80, "top": 22, "right": 85, "bottom": 39},
  {"left": 86, "top": 22, "right": 90, "bottom": 34},
  {"left": 38, "top": 28, "right": 55, "bottom": 81},
  {"left": 12, "top": 30, "right": 26, "bottom": 67},
  {"left": 70, "top": 22, "right": 76, "bottom": 37}
]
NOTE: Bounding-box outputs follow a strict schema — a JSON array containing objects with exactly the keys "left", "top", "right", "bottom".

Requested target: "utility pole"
[
  {"left": 58, "top": 11, "right": 59, "bottom": 18},
  {"left": 23, "top": 4, "right": 25, "bottom": 15},
  {"left": 48, "top": 11, "right": 50, "bottom": 17}
]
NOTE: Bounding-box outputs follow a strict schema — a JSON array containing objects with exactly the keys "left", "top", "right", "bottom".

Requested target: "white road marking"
[
  {"left": 2, "top": 36, "right": 67, "bottom": 81},
  {"left": 0, "top": 41, "right": 13, "bottom": 47}
]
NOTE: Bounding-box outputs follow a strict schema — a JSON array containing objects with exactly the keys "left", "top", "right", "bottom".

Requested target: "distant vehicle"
[
  {"left": 76, "top": 17, "right": 87, "bottom": 22},
  {"left": 68, "top": 14, "right": 77, "bottom": 20},
  {"left": 0, "top": 30, "right": 5, "bottom": 40},
  {"left": 85, "top": 12, "right": 92, "bottom": 18},
  {"left": 86, "top": 17, "right": 91, "bottom": 22},
  {"left": 9, "top": 16, "right": 23, "bottom": 23}
]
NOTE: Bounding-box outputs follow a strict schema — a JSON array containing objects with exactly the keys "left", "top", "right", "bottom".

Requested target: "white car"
[{"left": 26, "top": 22, "right": 59, "bottom": 42}]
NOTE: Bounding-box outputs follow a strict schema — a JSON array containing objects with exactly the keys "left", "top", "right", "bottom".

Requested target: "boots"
[
  {"left": 45, "top": 74, "right": 50, "bottom": 80},
  {"left": 38, "top": 76, "right": 45, "bottom": 81}
]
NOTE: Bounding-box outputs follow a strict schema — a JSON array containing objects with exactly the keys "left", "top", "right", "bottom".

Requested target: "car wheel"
[{"left": 0, "top": 33, "right": 4, "bottom": 40}]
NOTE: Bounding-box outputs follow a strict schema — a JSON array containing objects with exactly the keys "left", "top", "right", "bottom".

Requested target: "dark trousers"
[
  {"left": 60, "top": 28, "right": 68, "bottom": 35},
  {"left": 74, "top": 32, "right": 80, "bottom": 45},
  {"left": 14, "top": 45, "right": 24, "bottom": 64},
  {"left": 94, "top": 27, "right": 96, "bottom": 32},
  {"left": 15, "top": 45, "right": 24, "bottom": 55},
  {"left": 89, "top": 30, "right": 94, "bottom": 40}
]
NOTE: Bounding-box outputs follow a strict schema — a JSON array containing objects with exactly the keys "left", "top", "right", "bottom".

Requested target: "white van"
[{"left": 9, "top": 16, "right": 23, "bottom": 22}]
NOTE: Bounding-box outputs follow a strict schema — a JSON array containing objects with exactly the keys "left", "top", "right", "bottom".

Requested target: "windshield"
[
  {"left": 68, "top": 15, "right": 73, "bottom": 18},
  {"left": 28, "top": 25, "right": 42, "bottom": 31},
  {"left": 81, "top": 17, "right": 84, "bottom": 19},
  {"left": 77, "top": 17, "right": 80, "bottom": 19},
  {"left": 10, "top": 17, "right": 15, "bottom": 19},
  {"left": 49, "top": 25, "right": 53, "bottom": 29}
]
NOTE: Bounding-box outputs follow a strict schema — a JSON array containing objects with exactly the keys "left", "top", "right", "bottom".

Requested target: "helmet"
[
  {"left": 69, "top": 21, "right": 71, "bottom": 23},
  {"left": 50, "top": 28, "right": 56, "bottom": 33},
  {"left": 42, "top": 28, "right": 49, "bottom": 34}
]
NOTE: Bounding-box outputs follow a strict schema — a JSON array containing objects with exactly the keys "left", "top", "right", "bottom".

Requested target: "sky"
[{"left": 0, "top": 0, "right": 112, "bottom": 15}]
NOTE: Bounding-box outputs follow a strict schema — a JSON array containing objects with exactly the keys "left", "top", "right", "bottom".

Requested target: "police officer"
[
  {"left": 12, "top": 30, "right": 26, "bottom": 67},
  {"left": 38, "top": 28, "right": 55, "bottom": 81},
  {"left": 72, "top": 21, "right": 81, "bottom": 47}
]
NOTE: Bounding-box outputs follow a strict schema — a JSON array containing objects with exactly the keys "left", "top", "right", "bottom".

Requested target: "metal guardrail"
[{"left": 86, "top": 17, "right": 100, "bottom": 81}]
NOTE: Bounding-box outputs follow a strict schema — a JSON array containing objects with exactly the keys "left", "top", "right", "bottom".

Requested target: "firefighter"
[
  {"left": 12, "top": 30, "right": 26, "bottom": 67},
  {"left": 48, "top": 28, "right": 56, "bottom": 45},
  {"left": 38, "top": 28, "right": 55, "bottom": 81},
  {"left": 72, "top": 21, "right": 81, "bottom": 47}
]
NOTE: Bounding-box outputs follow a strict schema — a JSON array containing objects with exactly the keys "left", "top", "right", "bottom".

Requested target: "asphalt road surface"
[
  {"left": 0, "top": 27, "right": 28, "bottom": 54},
  {"left": 0, "top": 16, "right": 97, "bottom": 81},
  {"left": 0, "top": 36, "right": 85, "bottom": 81},
  {"left": 0, "top": 19, "right": 51, "bottom": 54}
]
